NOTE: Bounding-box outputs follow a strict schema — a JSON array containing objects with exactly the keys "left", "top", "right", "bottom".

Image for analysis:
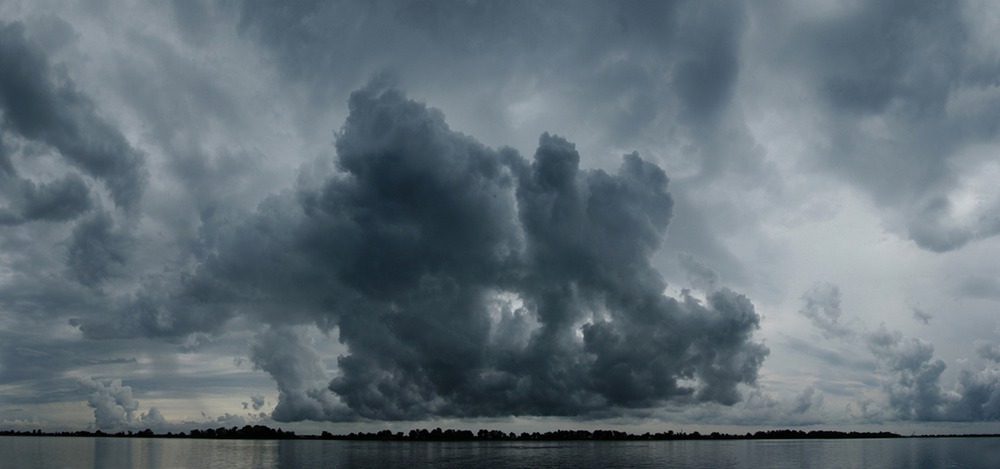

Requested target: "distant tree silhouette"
[{"left": 6, "top": 426, "right": 990, "bottom": 441}]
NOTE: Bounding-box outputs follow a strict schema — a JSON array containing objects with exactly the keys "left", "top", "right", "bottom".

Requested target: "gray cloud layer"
[
  {"left": 232, "top": 0, "right": 1000, "bottom": 256},
  {"left": 768, "top": 0, "right": 1000, "bottom": 252},
  {"left": 2, "top": 0, "right": 999, "bottom": 431}
]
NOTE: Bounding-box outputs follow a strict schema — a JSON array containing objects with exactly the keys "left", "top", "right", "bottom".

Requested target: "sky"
[{"left": 1, "top": 0, "right": 1000, "bottom": 436}]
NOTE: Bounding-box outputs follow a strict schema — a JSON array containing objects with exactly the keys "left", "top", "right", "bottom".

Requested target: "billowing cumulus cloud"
[
  {"left": 292, "top": 85, "right": 767, "bottom": 419},
  {"left": 139, "top": 407, "right": 166, "bottom": 428},
  {"left": 77, "top": 377, "right": 272, "bottom": 432},
  {"left": 865, "top": 326, "right": 1000, "bottom": 422},
  {"left": 794, "top": 283, "right": 1000, "bottom": 423},
  {"left": 865, "top": 326, "right": 947, "bottom": 421},
  {"left": 951, "top": 367, "right": 1000, "bottom": 421},
  {"left": 249, "top": 326, "right": 351, "bottom": 422},
  {"left": 86, "top": 84, "right": 768, "bottom": 421},
  {"left": 78, "top": 377, "right": 140, "bottom": 430}
]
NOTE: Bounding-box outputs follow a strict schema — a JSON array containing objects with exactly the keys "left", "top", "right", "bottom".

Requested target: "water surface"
[{"left": 2, "top": 436, "right": 997, "bottom": 468}]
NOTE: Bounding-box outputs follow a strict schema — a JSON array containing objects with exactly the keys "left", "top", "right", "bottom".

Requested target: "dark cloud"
[
  {"left": 85, "top": 84, "right": 768, "bottom": 421},
  {"left": 670, "top": 1, "right": 744, "bottom": 127},
  {"left": 799, "top": 283, "right": 854, "bottom": 340},
  {"left": 75, "top": 273, "right": 238, "bottom": 339},
  {"left": 65, "top": 211, "right": 130, "bottom": 288},
  {"left": 0, "top": 210, "right": 109, "bottom": 328},
  {"left": 19, "top": 174, "right": 90, "bottom": 222},
  {"left": 801, "top": 1, "right": 963, "bottom": 116},
  {"left": 0, "top": 344, "right": 135, "bottom": 387},
  {"left": 0, "top": 133, "right": 12, "bottom": 175},
  {"left": 323, "top": 86, "right": 766, "bottom": 418},
  {"left": 951, "top": 367, "right": 1000, "bottom": 421},
  {"left": 950, "top": 341, "right": 1000, "bottom": 421},
  {"left": 235, "top": 0, "right": 749, "bottom": 151},
  {"left": 233, "top": 0, "right": 763, "bottom": 298},
  {"left": 0, "top": 172, "right": 91, "bottom": 225},
  {"left": 0, "top": 22, "right": 146, "bottom": 213},
  {"left": 0, "top": 19, "right": 145, "bottom": 299},
  {"left": 0, "top": 174, "right": 91, "bottom": 225}
]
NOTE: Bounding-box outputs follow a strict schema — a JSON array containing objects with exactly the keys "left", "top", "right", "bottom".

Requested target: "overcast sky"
[{"left": 2, "top": 0, "right": 1000, "bottom": 435}]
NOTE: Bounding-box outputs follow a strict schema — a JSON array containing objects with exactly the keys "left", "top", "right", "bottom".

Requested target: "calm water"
[{"left": 1, "top": 436, "right": 997, "bottom": 468}]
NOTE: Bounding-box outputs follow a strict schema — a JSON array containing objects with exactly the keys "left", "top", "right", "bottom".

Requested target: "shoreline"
[{"left": 3, "top": 426, "right": 998, "bottom": 441}]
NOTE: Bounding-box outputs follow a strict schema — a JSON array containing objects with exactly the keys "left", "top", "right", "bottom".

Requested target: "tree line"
[
  {"left": 0, "top": 426, "right": 915, "bottom": 440},
  {"left": 323, "top": 428, "right": 905, "bottom": 441}
]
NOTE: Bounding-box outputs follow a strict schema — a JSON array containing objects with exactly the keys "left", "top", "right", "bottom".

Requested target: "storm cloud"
[
  {"left": 0, "top": 22, "right": 146, "bottom": 213},
  {"left": 105, "top": 83, "right": 769, "bottom": 421},
  {"left": 0, "top": 20, "right": 146, "bottom": 298},
  {"left": 65, "top": 211, "right": 131, "bottom": 288},
  {"left": 0, "top": 174, "right": 90, "bottom": 225}
]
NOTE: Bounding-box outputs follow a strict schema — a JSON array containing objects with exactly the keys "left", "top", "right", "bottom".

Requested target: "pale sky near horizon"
[{"left": 2, "top": 0, "right": 1000, "bottom": 435}]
